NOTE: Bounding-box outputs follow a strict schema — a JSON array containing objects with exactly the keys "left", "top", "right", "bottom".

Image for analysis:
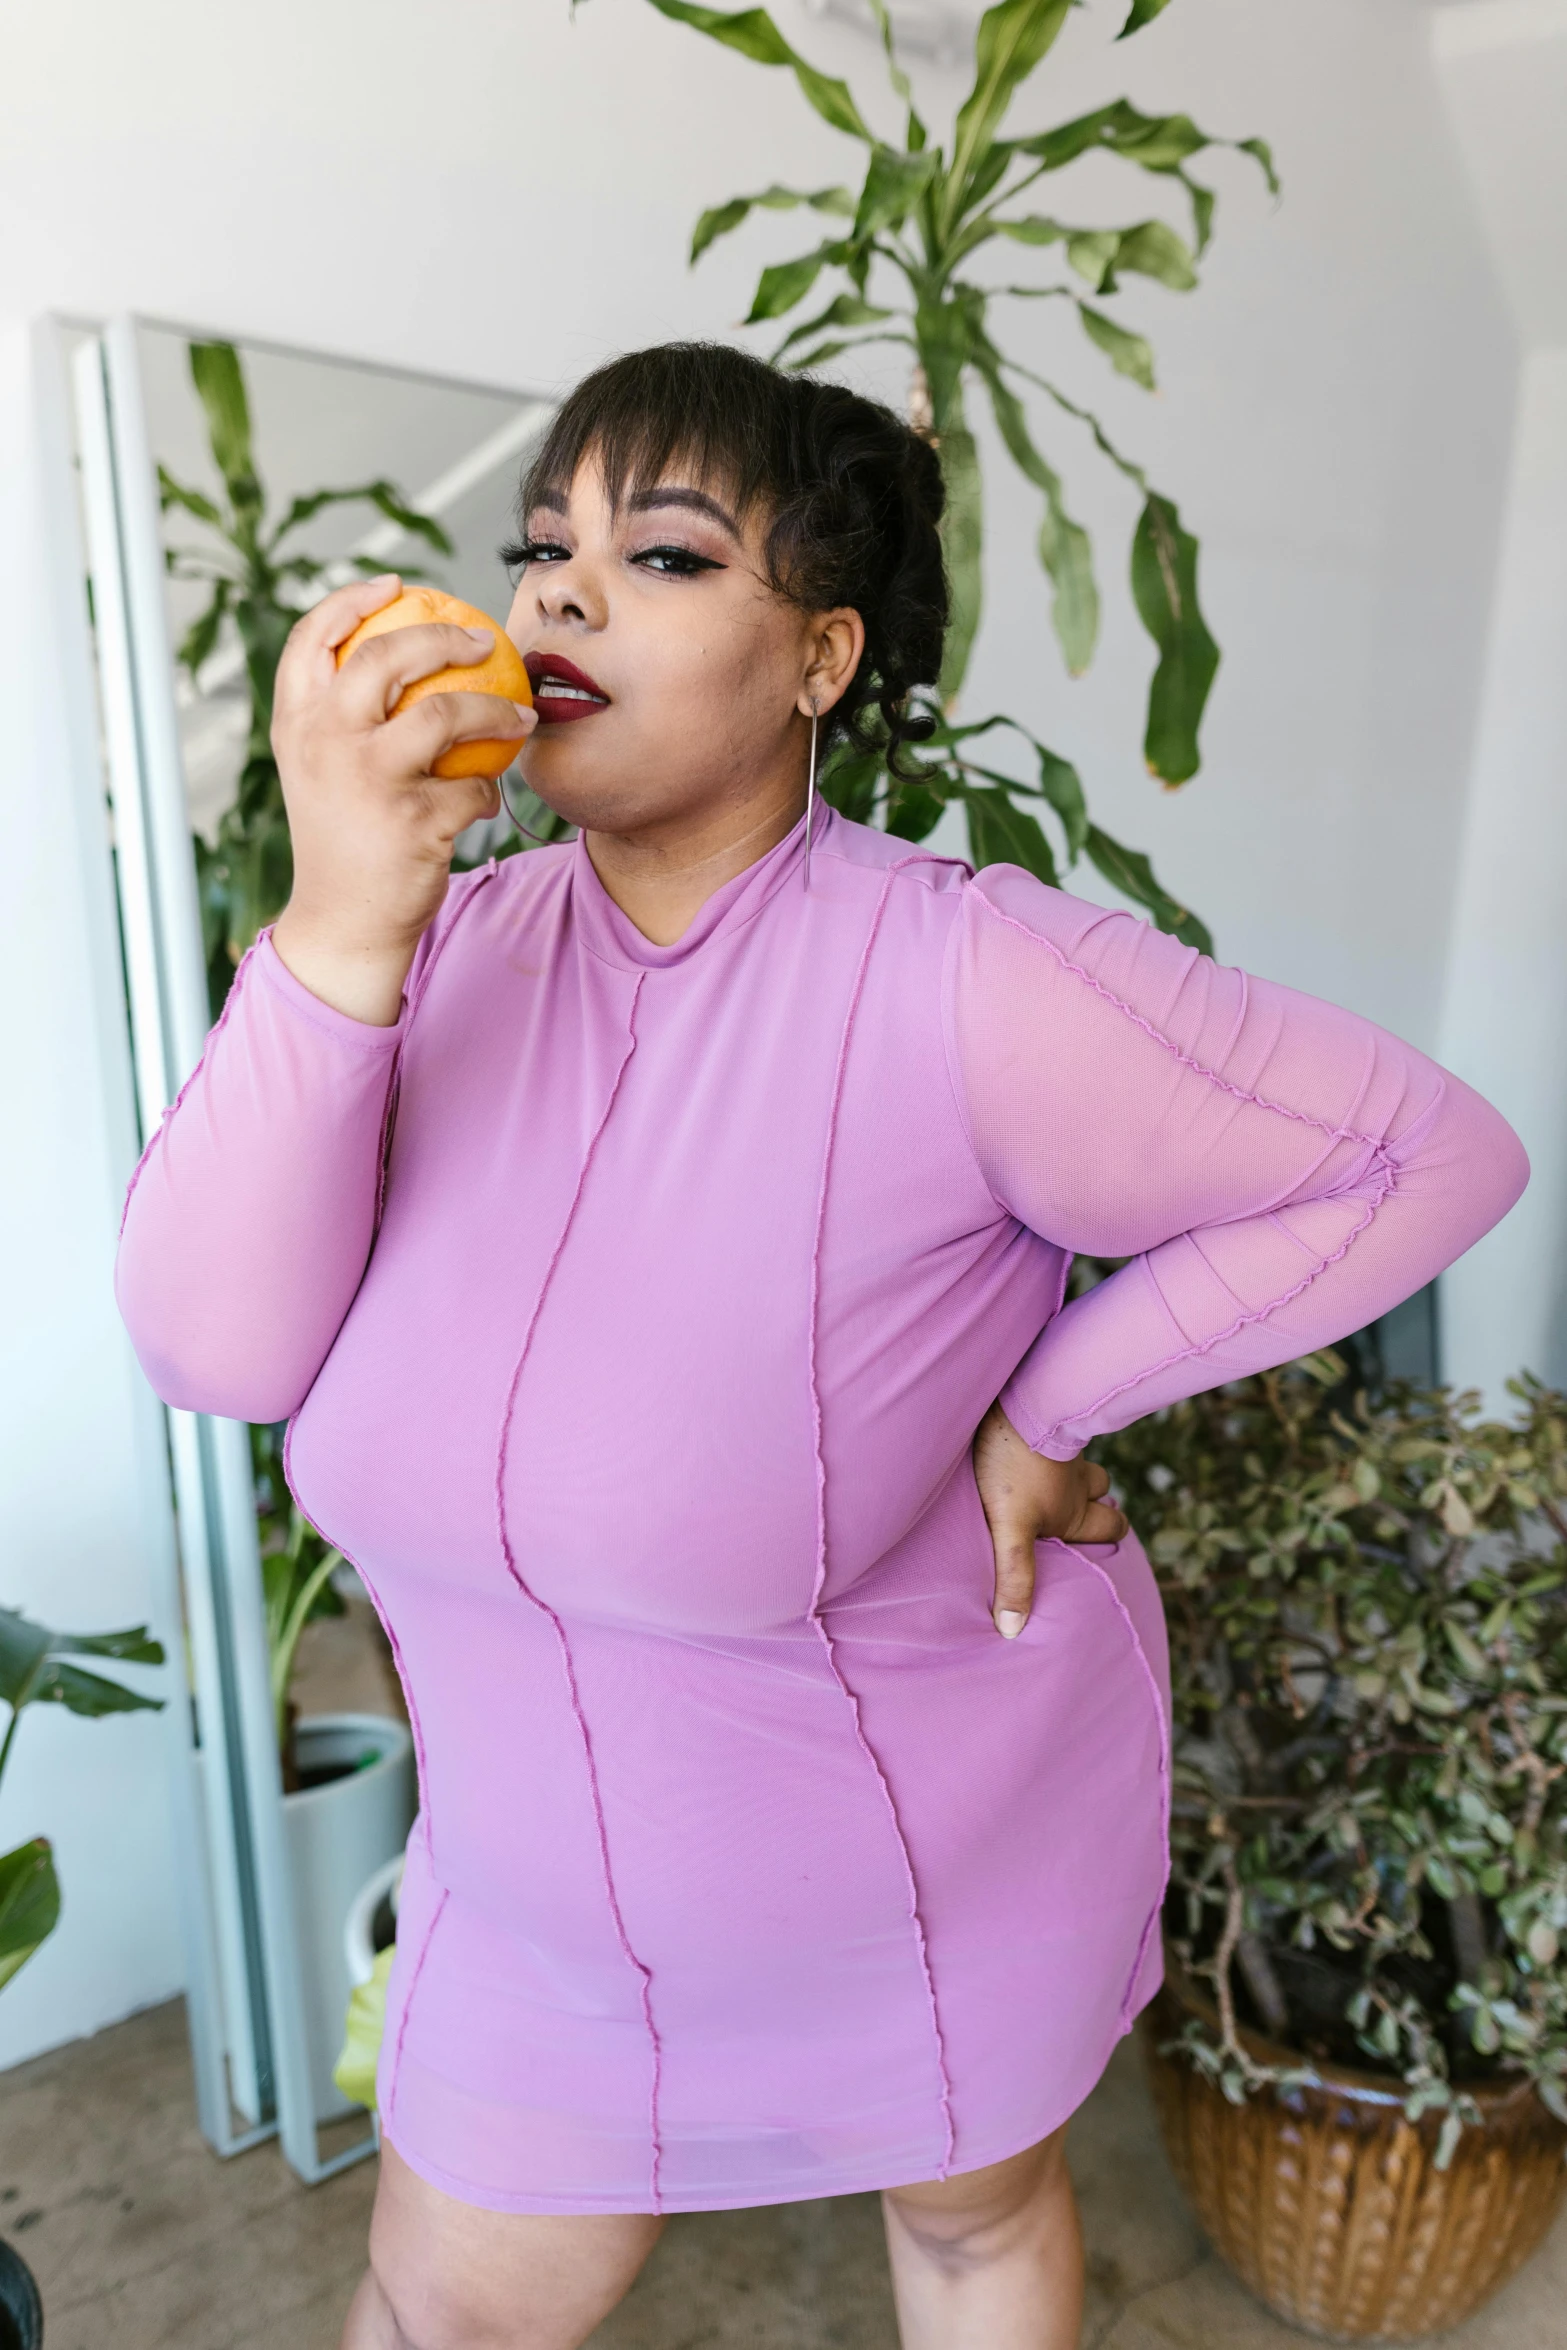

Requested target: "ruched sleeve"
[
  {"left": 947, "top": 868, "right": 1528, "bottom": 1460},
  {"left": 115, "top": 932, "right": 405, "bottom": 1425}
]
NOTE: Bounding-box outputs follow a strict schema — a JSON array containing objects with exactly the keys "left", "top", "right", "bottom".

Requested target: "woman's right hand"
[{"left": 270, "top": 575, "right": 536, "bottom": 1026}]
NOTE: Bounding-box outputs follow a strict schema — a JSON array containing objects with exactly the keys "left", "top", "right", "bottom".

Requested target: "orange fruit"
[{"left": 335, "top": 587, "right": 532, "bottom": 780}]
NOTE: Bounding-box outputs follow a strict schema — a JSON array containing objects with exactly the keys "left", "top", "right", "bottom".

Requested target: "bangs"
[{"left": 519, "top": 343, "right": 802, "bottom": 534}]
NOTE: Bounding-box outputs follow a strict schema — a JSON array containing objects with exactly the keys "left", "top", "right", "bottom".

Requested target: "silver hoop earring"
[{"left": 804, "top": 701, "right": 819, "bottom": 892}]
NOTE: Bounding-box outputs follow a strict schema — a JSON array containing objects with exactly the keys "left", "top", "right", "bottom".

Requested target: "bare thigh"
[{"left": 341, "top": 2139, "right": 664, "bottom": 2350}]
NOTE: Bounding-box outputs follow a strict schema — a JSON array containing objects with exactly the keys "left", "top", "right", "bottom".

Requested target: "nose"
[{"left": 535, "top": 555, "right": 607, "bottom": 632}]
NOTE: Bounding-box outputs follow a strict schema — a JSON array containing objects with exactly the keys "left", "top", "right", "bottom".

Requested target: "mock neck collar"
[{"left": 569, "top": 804, "right": 832, "bottom": 972}]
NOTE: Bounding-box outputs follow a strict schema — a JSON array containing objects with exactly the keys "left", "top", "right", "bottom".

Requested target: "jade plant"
[
  {"left": 629, "top": 0, "right": 1279, "bottom": 948},
  {"left": 1095, "top": 1358, "right": 1567, "bottom": 2163},
  {"left": 0, "top": 1608, "right": 165, "bottom": 1989}
]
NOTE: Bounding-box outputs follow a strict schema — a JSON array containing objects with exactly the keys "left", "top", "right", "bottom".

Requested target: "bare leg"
[
  {"left": 339, "top": 2139, "right": 664, "bottom": 2350},
  {"left": 882, "top": 2126, "right": 1084, "bottom": 2350}
]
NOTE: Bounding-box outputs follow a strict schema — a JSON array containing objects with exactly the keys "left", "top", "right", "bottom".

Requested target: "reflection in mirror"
[{"left": 137, "top": 322, "right": 561, "bottom": 1017}]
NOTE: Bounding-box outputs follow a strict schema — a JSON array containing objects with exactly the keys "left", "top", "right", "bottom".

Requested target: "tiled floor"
[{"left": 4, "top": 1995, "right": 1564, "bottom": 2350}]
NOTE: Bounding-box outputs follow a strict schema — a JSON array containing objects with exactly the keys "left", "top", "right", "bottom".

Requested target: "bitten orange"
[{"left": 335, "top": 587, "right": 532, "bottom": 781}]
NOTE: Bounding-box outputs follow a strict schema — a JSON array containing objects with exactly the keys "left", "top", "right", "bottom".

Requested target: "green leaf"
[
  {"left": 1031, "top": 742, "right": 1089, "bottom": 858},
  {"left": 992, "top": 214, "right": 1068, "bottom": 247},
  {"left": 971, "top": 354, "right": 1099, "bottom": 674},
  {"left": 1078, "top": 302, "right": 1157, "bottom": 390},
  {"left": 745, "top": 241, "right": 844, "bottom": 322},
  {"left": 1012, "top": 102, "right": 1277, "bottom": 241},
  {"left": 268, "top": 482, "right": 452, "bottom": 559},
  {"left": 1118, "top": 0, "right": 1174, "bottom": 34},
  {"left": 864, "top": 0, "right": 928, "bottom": 150},
  {"left": 774, "top": 292, "right": 893, "bottom": 362},
  {"left": 1183, "top": 173, "right": 1216, "bottom": 256},
  {"left": 1084, "top": 824, "right": 1212, "bottom": 953},
  {"left": 51, "top": 1625, "right": 164, "bottom": 1665},
  {"left": 157, "top": 466, "right": 223, "bottom": 528},
  {"left": 950, "top": 0, "right": 1076, "bottom": 224},
  {"left": 38, "top": 1662, "right": 164, "bottom": 1719},
  {"left": 820, "top": 745, "right": 883, "bottom": 824},
  {"left": 642, "top": 1, "right": 872, "bottom": 142},
  {"left": 333, "top": 1942, "right": 394, "bottom": 2112},
  {"left": 0, "top": 1612, "right": 49, "bottom": 1709},
  {"left": 1237, "top": 135, "right": 1280, "bottom": 197},
  {"left": 690, "top": 182, "right": 853, "bottom": 264},
  {"left": 1131, "top": 492, "right": 1220, "bottom": 783},
  {"left": 1113, "top": 218, "right": 1198, "bottom": 290},
  {"left": 178, "top": 582, "right": 230, "bottom": 679},
  {"left": 885, "top": 773, "right": 950, "bottom": 841},
  {"left": 189, "top": 342, "right": 262, "bottom": 521},
  {"left": 1066, "top": 230, "right": 1122, "bottom": 291},
  {"left": 0, "top": 1840, "right": 59, "bottom": 1991},
  {"left": 853, "top": 145, "right": 940, "bottom": 242},
  {"left": 962, "top": 784, "right": 1061, "bottom": 888},
  {"left": 937, "top": 417, "right": 983, "bottom": 704}
]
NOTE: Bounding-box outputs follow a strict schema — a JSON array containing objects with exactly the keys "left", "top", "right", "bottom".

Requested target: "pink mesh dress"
[{"left": 116, "top": 810, "right": 1526, "bottom": 2214}]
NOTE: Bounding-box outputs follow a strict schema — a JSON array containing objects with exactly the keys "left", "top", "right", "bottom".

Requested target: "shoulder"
[
  {"left": 957, "top": 862, "right": 1209, "bottom": 1021},
  {"left": 816, "top": 809, "right": 971, "bottom": 904},
  {"left": 408, "top": 844, "right": 574, "bottom": 1004}
]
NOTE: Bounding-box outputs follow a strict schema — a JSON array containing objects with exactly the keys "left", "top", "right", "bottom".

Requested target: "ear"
[{"left": 796, "top": 608, "right": 865, "bottom": 718}]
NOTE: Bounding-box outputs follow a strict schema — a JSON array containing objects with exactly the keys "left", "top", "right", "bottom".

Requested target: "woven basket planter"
[{"left": 1144, "top": 1961, "right": 1567, "bottom": 2341}]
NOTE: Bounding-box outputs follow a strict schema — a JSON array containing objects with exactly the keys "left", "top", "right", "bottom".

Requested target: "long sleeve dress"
[{"left": 115, "top": 808, "right": 1527, "bottom": 2216}]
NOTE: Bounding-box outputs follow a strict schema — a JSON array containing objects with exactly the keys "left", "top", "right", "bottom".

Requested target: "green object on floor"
[{"left": 334, "top": 1946, "right": 395, "bottom": 2113}]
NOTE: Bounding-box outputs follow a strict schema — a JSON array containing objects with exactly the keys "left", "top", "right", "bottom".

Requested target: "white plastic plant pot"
[
  {"left": 285, "top": 1714, "right": 416, "bottom": 2123},
  {"left": 343, "top": 1853, "right": 403, "bottom": 1989}
]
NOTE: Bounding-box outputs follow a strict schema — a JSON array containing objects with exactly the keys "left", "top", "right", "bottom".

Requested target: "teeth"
[{"left": 538, "top": 682, "right": 601, "bottom": 702}]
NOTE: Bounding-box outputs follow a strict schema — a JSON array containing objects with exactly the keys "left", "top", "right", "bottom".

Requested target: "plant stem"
[
  {"left": 0, "top": 1704, "right": 20, "bottom": 1800},
  {"left": 1448, "top": 1893, "right": 1489, "bottom": 1987}
]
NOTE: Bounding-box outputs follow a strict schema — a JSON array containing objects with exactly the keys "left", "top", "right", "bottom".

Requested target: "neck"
[{"left": 583, "top": 777, "right": 811, "bottom": 949}]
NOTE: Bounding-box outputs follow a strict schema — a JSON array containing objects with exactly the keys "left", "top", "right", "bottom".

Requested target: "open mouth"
[{"left": 525, "top": 651, "right": 611, "bottom": 723}]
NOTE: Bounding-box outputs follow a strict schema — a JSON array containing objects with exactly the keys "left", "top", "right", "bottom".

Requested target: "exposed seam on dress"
[
  {"left": 1061, "top": 1541, "right": 1173, "bottom": 2031},
  {"left": 1032, "top": 1185, "right": 1388, "bottom": 1450},
  {"left": 117, "top": 938, "right": 262, "bottom": 1235},
  {"left": 806, "top": 860, "right": 956, "bottom": 2178},
  {"left": 973, "top": 890, "right": 1397, "bottom": 1161},
  {"left": 386, "top": 1886, "right": 449, "bottom": 2130},
  {"left": 490, "top": 977, "right": 666, "bottom": 2211}
]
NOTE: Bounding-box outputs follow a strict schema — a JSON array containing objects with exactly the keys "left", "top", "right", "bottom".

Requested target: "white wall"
[
  {"left": 1432, "top": 0, "right": 1567, "bottom": 1401},
  {"left": 0, "top": 0, "right": 1539, "bottom": 2057}
]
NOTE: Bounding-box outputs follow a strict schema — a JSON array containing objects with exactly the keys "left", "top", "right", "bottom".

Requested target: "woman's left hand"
[{"left": 972, "top": 1402, "right": 1129, "bottom": 1640}]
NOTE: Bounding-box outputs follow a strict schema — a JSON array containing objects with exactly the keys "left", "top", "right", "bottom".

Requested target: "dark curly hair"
[{"left": 514, "top": 343, "right": 947, "bottom": 779}]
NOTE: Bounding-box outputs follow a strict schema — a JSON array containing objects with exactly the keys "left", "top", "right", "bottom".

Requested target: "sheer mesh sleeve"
[
  {"left": 947, "top": 867, "right": 1528, "bottom": 1460},
  {"left": 115, "top": 932, "right": 404, "bottom": 1424}
]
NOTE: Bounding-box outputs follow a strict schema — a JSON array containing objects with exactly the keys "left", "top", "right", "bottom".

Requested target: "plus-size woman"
[{"left": 117, "top": 346, "right": 1526, "bottom": 2350}]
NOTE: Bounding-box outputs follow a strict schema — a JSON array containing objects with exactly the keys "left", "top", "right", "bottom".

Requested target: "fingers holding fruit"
[
  {"left": 334, "top": 589, "right": 535, "bottom": 780},
  {"left": 269, "top": 581, "right": 536, "bottom": 1026}
]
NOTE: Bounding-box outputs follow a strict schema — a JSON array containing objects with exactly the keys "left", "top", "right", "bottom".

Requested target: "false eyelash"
[{"left": 498, "top": 535, "right": 568, "bottom": 574}]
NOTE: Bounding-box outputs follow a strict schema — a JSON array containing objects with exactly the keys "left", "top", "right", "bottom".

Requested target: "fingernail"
[
  {"left": 512, "top": 702, "right": 533, "bottom": 722},
  {"left": 464, "top": 625, "right": 493, "bottom": 642},
  {"left": 996, "top": 1609, "right": 1028, "bottom": 1640}
]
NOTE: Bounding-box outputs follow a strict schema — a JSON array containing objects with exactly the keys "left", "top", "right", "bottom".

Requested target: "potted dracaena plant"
[
  {"left": 626, "top": 0, "right": 1278, "bottom": 949},
  {"left": 159, "top": 347, "right": 423, "bottom": 2120},
  {"left": 1094, "top": 1360, "right": 1567, "bottom": 2342},
  {"left": 0, "top": 1605, "right": 165, "bottom": 2348}
]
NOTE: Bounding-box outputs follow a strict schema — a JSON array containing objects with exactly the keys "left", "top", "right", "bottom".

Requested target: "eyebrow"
[
  {"left": 526, "top": 481, "right": 743, "bottom": 540},
  {"left": 625, "top": 485, "right": 743, "bottom": 540}
]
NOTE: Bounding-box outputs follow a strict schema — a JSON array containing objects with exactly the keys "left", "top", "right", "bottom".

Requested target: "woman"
[{"left": 117, "top": 344, "right": 1526, "bottom": 2350}]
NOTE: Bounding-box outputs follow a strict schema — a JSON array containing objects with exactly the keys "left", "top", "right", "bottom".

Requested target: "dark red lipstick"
[{"left": 525, "top": 652, "right": 611, "bottom": 723}]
